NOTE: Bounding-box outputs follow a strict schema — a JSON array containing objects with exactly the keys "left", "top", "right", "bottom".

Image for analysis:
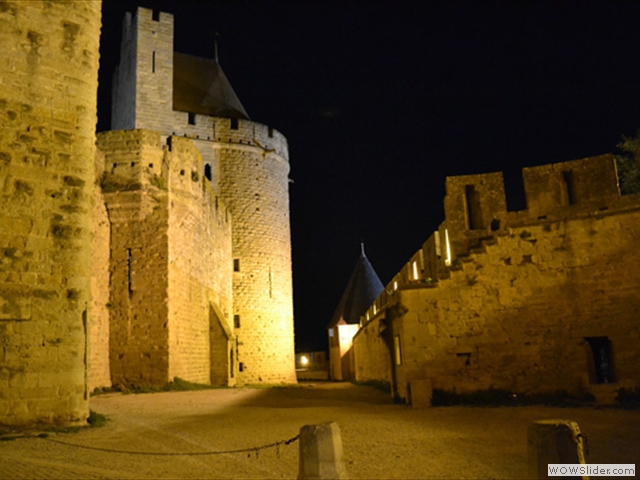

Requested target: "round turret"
[{"left": 215, "top": 117, "right": 296, "bottom": 384}]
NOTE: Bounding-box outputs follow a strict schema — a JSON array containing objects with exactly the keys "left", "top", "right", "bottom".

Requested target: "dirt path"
[{"left": 1, "top": 382, "right": 638, "bottom": 479}]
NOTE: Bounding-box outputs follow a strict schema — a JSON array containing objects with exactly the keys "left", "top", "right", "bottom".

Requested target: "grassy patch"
[
  {"left": 92, "top": 377, "right": 223, "bottom": 396},
  {"left": 351, "top": 380, "right": 392, "bottom": 394},
  {"left": 616, "top": 387, "right": 640, "bottom": 409},
  {"left": 431, "top": 388, "right": 594, "bottom": 407},
  {"left": 87, "top": 410, "right": 110, "bottom": 428}
]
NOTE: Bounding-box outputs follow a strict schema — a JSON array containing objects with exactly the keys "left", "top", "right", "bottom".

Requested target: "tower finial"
[
  {"left": 214, "top": 32, "right": 220, "bottom": 64},
  {"left": 360, "top": 241, "right": 365, "bottom": 256}
]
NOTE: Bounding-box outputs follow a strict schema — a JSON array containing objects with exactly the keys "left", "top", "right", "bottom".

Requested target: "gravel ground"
[{"left": 1, "top": 382, "right": 639, "bottom": 479}]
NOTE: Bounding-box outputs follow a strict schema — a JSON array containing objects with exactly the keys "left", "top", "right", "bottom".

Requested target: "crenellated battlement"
[
  {"left": 360, "top": 153, "right": 640, "bottom": 325},
  {"left": 212, "top": 118, "right": 289, "bottom": 161}
]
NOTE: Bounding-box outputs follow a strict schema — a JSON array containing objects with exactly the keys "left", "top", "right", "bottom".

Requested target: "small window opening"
[
  {"left": 148, "top": 163, "right": 153, "bottom": 168},
  {"left": 230, "top": 349, "right": 234, "bottom": 378},
  {"left": 491, "top": 219, "right": 500, "bottom": 231},
  {"left": 268, "top": 127, "right": 274, "bottom": 138},
  {"left": 152, "top": 51, "right": 156, "bottom": 73},
  {"left": 233, "top": 259, "right": 240, "bottom": 272},
  {"left": 234, "top": 315, "right": 240, "bottom": 329},
  {"left": 465, "top": 185, "right": 483, "bottom": 230},
  {"left": 188, "top": 112, "right": 196, "bottom": 125},
  {"left": 180, "top": 169, "right": 185, "bottom": 176},
  {"left": 456, "top": 352, "right": 471, "bottom": 366},
  {"left": 152, "top": 10, "right": 160, "bottom": 21},
  {"left": 204, "top": 164, "right": 212, "bottom": 181},
  {"left": 562, "top": 171, "right": 576, "bottom": 206},
  {"left": 585, "top": 336, "right": 616, "bottom": 384},
  {"left": 230, "top": 118, "right": 239, "bottom": 130},
  {"left": 239, "top": 362, "right": 244, "bottom": 372}
]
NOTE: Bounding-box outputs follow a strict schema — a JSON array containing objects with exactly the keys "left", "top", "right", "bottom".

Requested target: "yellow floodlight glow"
[
  {"left": 444, "top": 229, "right": 452, "bottom": 266},
  {"left": 300, "top": 355, "right": 309, "bottom": 366}
]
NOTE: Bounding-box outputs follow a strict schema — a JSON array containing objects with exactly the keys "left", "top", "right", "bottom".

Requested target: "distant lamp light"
[
  {"left": 300, "top": 355, "right": 309, "bottom": 367},
  {"left": 394, "top": 281, "right": 398, "bottom": 291},
  {"left": 412, "top": 261, "right": 419, "bottom": 280}
]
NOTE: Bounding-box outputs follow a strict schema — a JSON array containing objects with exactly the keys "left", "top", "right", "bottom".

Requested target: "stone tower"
[
  {"left": 110, "top": 7, "right": 296, "bottom": 384},
  {"left": 0, "top": 1, "right": 102, "bottom": 426}
]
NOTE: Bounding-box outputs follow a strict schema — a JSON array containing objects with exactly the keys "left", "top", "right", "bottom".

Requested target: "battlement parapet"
[
  {"left": 212, "top": 118, "right": 289, "bottom": 161},
  {"left": 134, "top": 6, "right": 174, "bottom": 30},
  {"left": 359, "top": 154, "right": 640, "bottom": 326}
]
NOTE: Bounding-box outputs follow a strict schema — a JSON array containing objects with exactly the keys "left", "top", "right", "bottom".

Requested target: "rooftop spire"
[
  {"left": 214, "top": 32, "right": 219, "bottom": 64},
  {"left": 360, "top": 241, "right": 365, "bottom": 256}
]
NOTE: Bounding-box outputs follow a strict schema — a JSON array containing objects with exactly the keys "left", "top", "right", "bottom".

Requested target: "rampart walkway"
[{"left": 1, "top": 382, "right": 638, "bottom": 479}]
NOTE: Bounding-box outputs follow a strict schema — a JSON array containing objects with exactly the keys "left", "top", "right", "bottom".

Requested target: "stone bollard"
[
  {"left": 527, "top": 419, "right": 587, "bottom": 480},
  {"left": 298, "top": 422, "right": 349, "bottom": 479}
]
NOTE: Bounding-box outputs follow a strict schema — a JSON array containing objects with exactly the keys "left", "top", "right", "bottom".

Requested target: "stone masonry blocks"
[{"left": 0, "top": 0, "right": 102, "bottom": 426}]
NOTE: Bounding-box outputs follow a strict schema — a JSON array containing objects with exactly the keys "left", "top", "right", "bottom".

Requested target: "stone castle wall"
[
  {"left": 96, "top": 129, "right": 234, "bottom": 387},
  {"left": 89, "top": 150, "right": 111, "bottom": 390},
  {"left": 216, "top": 119, "right": 296, "bottom": 385},
  {"left": 110, "top": 7, "right": 296, "bottom": 385},
  {"left": 165, "top": 135, "right": 234, "bottom": 385},
  {"left": 354, "top": 155, "right": 640, "bottom": 402},
  {"left": 0, "top": 1, "right": 101, "bottom": 426}
]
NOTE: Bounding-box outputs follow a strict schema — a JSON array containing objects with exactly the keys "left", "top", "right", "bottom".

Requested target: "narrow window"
[
  {"left": 127, "top": 248, "right": 133, "bottom": 294},
  {"left": 464, "top": 185, "right": 483, "bottom": 230},
  {"left": 152, "top": 51, "right": 156, "bottom": 73},
  {"left": 394, "top": 335, "right": 402, "bottom": 366},
  {"left": 204, "top": 164, "right": 212, "bottom": 181},
  {"left": 233, "top": 259, "right": 240, "bottom": 272},
  {"left": 268, "top": 267, "right": 273, "bottom": 298},
  {"left": 562, "top": 171, "right": 576, "bottom": 205},
  {"left": 585, "top": 337, "right": 616, "bottom": 384},
  {"left": 188, "top": 112, "right": 196, "bottom": 125},
  {"left": 234, "top": 315, "right": 240, "bottom": 329},
  {"left": 152, "top": 10, "right": 160, "bottom": 21},
  {"left": 230, "top": 118, "right": 239, "bottom": 130},
  {"left": 239, "top": 362, "right": 244, "bottom": 372},
  {"left": 230, "top": 349, "right": 234, "bottom": 378}
]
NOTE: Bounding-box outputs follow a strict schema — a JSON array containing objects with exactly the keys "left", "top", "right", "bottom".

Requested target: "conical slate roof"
[
  {"left": 173, "top": 52, "right": 250, "bottom": 120},
  {"left": 328, "top": 246, "right": 385, "bottom": 328}
]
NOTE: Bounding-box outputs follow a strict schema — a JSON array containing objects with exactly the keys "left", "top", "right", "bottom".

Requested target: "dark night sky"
[{"left": 99, "top": 0, "right": 640, "bottom": 352}]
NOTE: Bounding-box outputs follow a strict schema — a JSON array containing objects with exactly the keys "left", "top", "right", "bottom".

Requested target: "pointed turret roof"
[
  {"left": 173, "top": 52, "right": 250, "bottom": 120},
  {"left": 328, "top": 245, "right": 385, "bottom": 328}
]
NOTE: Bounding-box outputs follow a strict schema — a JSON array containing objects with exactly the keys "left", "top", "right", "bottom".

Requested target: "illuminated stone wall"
[
  {"left": 89, "top": 150, "right": 111, "bottom": 390},
  {"left": 216, "top": 118, "right": 297, "bottom": 385},
  {"left": 110, "top": 7, "right": 297, "bottom": 385},
  {"left": 0, "top": 1, "right": 101, "bottom": 426},
  {"left": 165, "top": 136, "right": 233, "bottom": 386},
  {"left": 354, "top": 155, "right": 640, "bottom": 403},
  {"left": 97, "top": 130, "right": 234, "bottom": 387}
]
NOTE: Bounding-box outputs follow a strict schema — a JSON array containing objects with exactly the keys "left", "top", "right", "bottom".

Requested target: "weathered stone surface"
[
  {"left": 0, "top": 0, "right": 101, "bottom": 426},
  {"left": 528, "top": 420, "right": 586, "bottom": 479},
  {"left": 355, "top": 155, "right": 640, "bottom": 403},
  {"left": 298, "top": 422, "right": 349, "bottom": 480},
  {"left": 107, "top": 7, "right": 296, "bottom": 386}
]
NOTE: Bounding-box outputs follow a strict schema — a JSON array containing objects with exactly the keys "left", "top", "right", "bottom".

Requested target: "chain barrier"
[{"left": 35, "top": 433, "right": 299, "bottom": 457}]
